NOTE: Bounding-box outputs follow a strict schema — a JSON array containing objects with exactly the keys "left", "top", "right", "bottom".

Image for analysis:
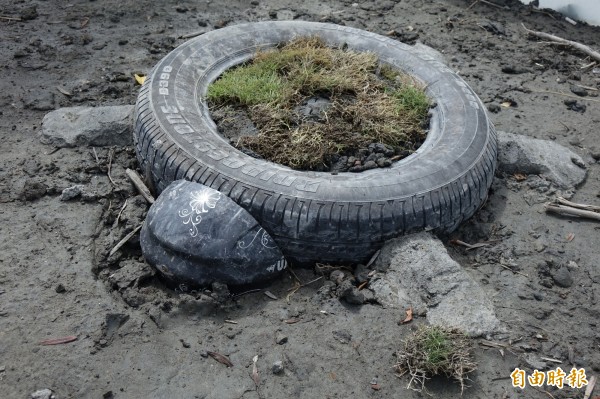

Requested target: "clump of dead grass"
[
  {"left": 207, "top": 37, "right": 430, "bottom": 170},
  {"left": 394, "top": 325, "right": 477, "bottom": 394}
]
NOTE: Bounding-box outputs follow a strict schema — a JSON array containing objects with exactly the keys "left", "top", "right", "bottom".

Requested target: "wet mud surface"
[{"left": 1, "top": 0, "right": 599, "bottom": 397}]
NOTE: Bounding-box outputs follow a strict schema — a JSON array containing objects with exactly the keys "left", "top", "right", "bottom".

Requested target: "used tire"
[{"left": 133, "top": 21, "right": 497, "bottom": 265}]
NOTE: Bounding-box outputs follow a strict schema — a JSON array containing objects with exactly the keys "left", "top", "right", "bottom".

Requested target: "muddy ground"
[{"left": 1, "top": 0, "right": 599, "bottom": 398}]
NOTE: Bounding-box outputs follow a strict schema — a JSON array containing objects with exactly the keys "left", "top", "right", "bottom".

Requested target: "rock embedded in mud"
[
  {"left": 272, "top": 360, "right": 284, "bottom": 374},
  {"left": 551, "top": 266, "right": 573, "bottom": 288},
  {"left": 40, "top": 105, "right": 134, "bottom": 148},
  {"left": 564, "top": 99, "right": 586, "bottom": 113},
  {"left": 497, "top": 131, "right": 587, "bottom": 189},
  {"left": 570, "top": 85, "right": 588, "bottom": 97},
  {"left": 30, "top": 389, "right": 54, "bottom": 399},
  {"left": 141, "top": 180, "right": 288, "bottom": 287},
  {"left": 370, "top": 232, "right": 501, "bottom": 336},
  {"left": 60, "top": 184, "right": 84, "bottom": 201}
]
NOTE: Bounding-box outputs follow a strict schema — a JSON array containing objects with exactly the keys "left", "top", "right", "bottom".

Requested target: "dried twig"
[
  {"left": 179, "top": 30, "right": 207, "bottom": 39},
  {"left": 540, "top": 356, "right": 563, "bottom": 364},
  {"left": 498, "top": 263, "right": 529, "bottom": 278},
  {"left": 449, "top": 239, "right": 500, "bottom": 251},
  {"left": 556, "top": 197, "right": 600, "bottom": 212},
  {"left": 92, "top": 147, "right": 100, "bottom": 164},
  {"left": 207, "top": 351, "right": 233, "bottom": 367},
  {"left": 583, "top": 374, "right": 596, "bottom": 399},
  {"left": 108, "top": 225, "right": 142, "bottom": 257},
  {"left": 545, "top": 203, "right": 600, "bottom": 221},
  {"left": 126, "top": 168, "right": 155, "bottom": 204},
  {"left": 528, "top": 88, "right": 600, "bottom": 103},
  {"left": 0, "top": 15, "right": 21, "bottom": 21},
  {"left": 115, "top": 199, "right": 128, "bottom": 225},
  {"left": 107, "top": 148, "right": 116, "bottom": 186},
  {"left": 39, "top": 336, "right": 78, "bottom": 345},
  {"left": 522, "top": 23, "right": 600, "bottom": 63}
]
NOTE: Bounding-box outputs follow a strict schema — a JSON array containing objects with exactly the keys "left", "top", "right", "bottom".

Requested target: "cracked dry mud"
[{"left": 1, "top": 0, "right": 599, "bottom": 398}]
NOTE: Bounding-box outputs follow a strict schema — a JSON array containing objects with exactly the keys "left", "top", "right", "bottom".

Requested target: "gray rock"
[
  {"left": 551, "top": 266, "right": 573, "bottom": 288},
  {"left": 141, "top": 180, "right": 288, "bottom": 287},
  {"left": 370, "top": 232, "right": 501, "bottom": 336},
  {"left": 338, "top": 279, "right": 365, "bottom": 305},
  {"left": 31, "top": 389, "right": 54, "bottom": 399},
  {"left": 497, "top": 131, "right": 587, "bottom": 189},
  {"left": 60, "top": 185, "right": 84, "bottom": 201},
  {"left": 40, "top": 105, "right": 134, "bottom": 148},
  {"left": 272, "top": 360, "right": 284, "bottom": 374}
]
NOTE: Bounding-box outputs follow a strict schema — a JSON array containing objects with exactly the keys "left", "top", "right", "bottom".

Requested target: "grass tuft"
[{"left": 394, "top": 325, "right": 477, "bottom": 394}]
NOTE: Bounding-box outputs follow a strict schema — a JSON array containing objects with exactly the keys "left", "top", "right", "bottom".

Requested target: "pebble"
[
  {"left": 272, "top": 360, "right": 284, "bottom": 374},
  {"left": 330, "top": 270, "right": 346, "bottom": 285},
  {"left": 487, "top": 103, "right": 501, "bottom": 113},
  {"left": 275, "top": 331, "right": 288, "bottom": 345},
  {"left": 60, "top": 185, "right": 84, "bottom": 201},
  {"left": 180, "top": 338, "right": 191, "bottom": 348},
  {"left": 588, "top": 146, "right": 600, "bottom": 161},
  {"left": 55, "top": 283, "right": 66, "bottom": 293},
  {"left": 30, "top": 389, "right": 54, "bottom": 399},
  {"left": 570, "top": 85, "right": 588, "bottom": 97},
  {"left": 338, "top": 279, "right": 364, "bottom": 305},
  {"left": 551, "top": 266, "right": 573, "bottom": 288},
  {"left": 564, "top": 99, "right": 586, "bottom": 113}
]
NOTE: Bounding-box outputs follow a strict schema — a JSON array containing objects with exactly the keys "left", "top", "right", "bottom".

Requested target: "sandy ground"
[{"left": 1, "top": 0, "right": 599, "bottom": 398}]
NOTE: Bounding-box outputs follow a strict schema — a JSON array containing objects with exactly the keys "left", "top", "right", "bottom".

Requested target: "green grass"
[
  {"left": 394, "top": 325, "right": 477, "bottom": 393},
  {"left": 207, "top": 37, "right": 431, "bottom": 170}
]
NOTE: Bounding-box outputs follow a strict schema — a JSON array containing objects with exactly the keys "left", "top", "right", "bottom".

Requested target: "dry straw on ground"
[{"left": 394, "top": 325, "right": 477, "bottom": 394}]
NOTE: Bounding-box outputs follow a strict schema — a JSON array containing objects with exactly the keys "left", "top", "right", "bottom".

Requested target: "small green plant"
[
  {"left": 394, "top": 325, "right": 477, "bottom": 393},
  {"left": 207, "top": 37, "right": 431, "bottom": 170}
]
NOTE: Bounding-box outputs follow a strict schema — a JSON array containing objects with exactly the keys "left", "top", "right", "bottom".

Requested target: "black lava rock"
[
  {"left": 564, "top": 99, "right": 586, "bottom": 113},
  {"left": 141, "top": 180, "right": 288, "bottom": 287}
]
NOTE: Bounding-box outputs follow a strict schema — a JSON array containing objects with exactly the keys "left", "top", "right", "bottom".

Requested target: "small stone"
[
  {"left": 501, "top": 65, "right": 528, "bottom": 74},
  {"left": 180, "top": 338, "right": 191, "bottom": 348},
  {"left": 55, "top": 284, "right": 66, "bottom": 293},
  {"left": 19, "top": 6, "right": 38, "bottom": 21},
  {"left": 0, "top": 365, "right": 5, "bottom": 372},
  {"left": 363, "top": 160, "right": 377, "bottom": 170},
  {"left": 30, "top": 389, "right": 53, "bottom": 399},
  {"left": 376, "top": 158, "right": 392, "bottom": 168},
  {"left": 570, "top": 85, "right": 588, "bottom": 97},
  {"left": 60, "top": 185, "right": 84, "bottom": 201},
  {"left": 275, "top": 332, "right": 288, "bottom": 345},
  {"left": 338, "top": 279, "right": 364, "bottom": 304},
  {"left": 272, "top": 360, "right": 284, "bottom": 374},
  {"left": 589, "top": 146, "right": 600, "bottom": 161},
  {"left": 487, "top": 103, "right": 501, "bottom": 113},
  {"left": 330, "top": 270, "right": 345, "bottom": 284},
  {"left": 564, "top": 99, "right": 586, "bottom": 113},
  {"left": 551, "top": 266, "right": 573, "bottom": 288}
]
